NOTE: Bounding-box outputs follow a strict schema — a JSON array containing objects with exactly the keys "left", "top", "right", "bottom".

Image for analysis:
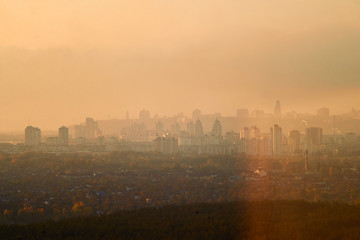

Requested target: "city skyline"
[
  {"left": 7, "top": 117, "right": 355, "bottom": 158},
  {"left": 0, "top": 104, "right": 358, "bottom": 132},
  {"left": 1, "top": 1, "right": 360, "bottom": 237}
]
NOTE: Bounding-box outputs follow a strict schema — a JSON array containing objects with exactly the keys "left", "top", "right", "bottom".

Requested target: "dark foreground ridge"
[{"left": 1, "top": 200, "right": 360, "bottom": 240}]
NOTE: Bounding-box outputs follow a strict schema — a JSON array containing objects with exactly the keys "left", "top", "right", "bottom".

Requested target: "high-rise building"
[
  {"left": 305, "top": 127, "right": 323, "bottom": 145},
  {"left": 224, "top": 131, "right": 240, "bottom": 144},
  {"left": 59, "top": 126, "right": 69, "bottom": 145},
  {"left": 187, "top": 121, "right": 195, "bottom": 136},
  {"left": 194, "top": 119, "right": 204, "bottom": 137},
  {"left": 240, "top": 127, "right": 250, "bottom": 139},
  {"left": 74, "top": 124, "right": 86, "bottom": 138},
  {"left": 274, "top": 100, "right": 281, "bottom": 116},
  {"left": 259, "top": 133, "right": 272, "bottom": 156},
  {"left": 289, "top": 130, "right": 301, "bottom": 153},
  {"left": 271, "top": 124, "right": 282, "bottom": 155},
  {"left": 192, "top": 109, "right": 201, "bottom": 121},
  {"left": 155, "top": 121, "right": 164, "bottom": 136},
  {"left": 304, "top": 149, "right": 309, "bottom": 171},
  {"left": 251, "top": 110, "right": 265, "bottom": 118},
  {"left": 139, "top": 109, "right": 150, "bottom": 122},
  {"left": 153, "top": 136, "right": 178, "bottom": 154},
  {"left": 171, "top": 122, "right": 181, "bottom": 135},
  {"left": 25, "top": 126, "right": 41, "bottom": 146},
  {"left": 250, "top": 126, "right": 260, "bottom": 139},
  {"left": 86, "top": 117, "right": 97, "bottom": 139},
  {"left": 212, "top": 119, "right": 222, "bottom": 137}
]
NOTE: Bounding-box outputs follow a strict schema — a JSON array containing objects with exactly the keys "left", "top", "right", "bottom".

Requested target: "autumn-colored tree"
[{"left": 71, "top": 202, "right": 93, "bottom": 216}]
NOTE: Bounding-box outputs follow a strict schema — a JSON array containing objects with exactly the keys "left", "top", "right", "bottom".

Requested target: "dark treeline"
[{"left": 1, "top": 200, "right": 360, "bottom": 239}]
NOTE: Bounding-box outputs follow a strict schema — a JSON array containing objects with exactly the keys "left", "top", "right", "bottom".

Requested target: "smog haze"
[{"left": 1, "top": 0, "right": 360, "bottom": 130}]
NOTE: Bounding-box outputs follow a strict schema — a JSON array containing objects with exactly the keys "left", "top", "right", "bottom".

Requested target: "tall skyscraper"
[
  {"left": 250, "top": 126, "right": 260, "bottom": 139},
  {"left": 155, "top": 121, "right": 164, "bottom": 136},
  {"left": 187, "top": 121, "right": 195, "bottom": 136},
  {"left": 194, "top": 119, "right": 204, "bottom": 137},
  {"left": 212, "top": 119, "right": 222, "bottom": 137},
  {"left": 171, "top": 122, "right": 181, "bottom": 134},
  {"left": 74, "top": 124, "right": 86, "bottom": 138},
  {"left": 304, "top": 149, "right": 309, "bottom": 171},
  {"left": 192, "top": 109, "right": 201, "bottom": 121},
  {"left": 240, "top": 127, "right": 250, "bottom": 139},
  {"left": 85, "top": 117, "right": 97, "bottom": 139},
  {"left": 305, "top": 127, "right": 323, "bottom": 145},
  {"left": 274, "top": 100, "right": 281, "bottom": 116},
  {"left": 59, "top": 126, "right": 69, "bottom": 145},
  {"left": 259, "top": 133, "right": 272, "bottom": 156},
  {"left": 289, "top": 130, "right": 301, "bottom": 153},
  {"left": 271, "top": 124, "right": 282, "bottom": 155},
  {"left": 139, "top": 109, "right": 150, "bottom": 122},
  {"left": 25, "top": 126, "right": 41, "bottom": 146}
]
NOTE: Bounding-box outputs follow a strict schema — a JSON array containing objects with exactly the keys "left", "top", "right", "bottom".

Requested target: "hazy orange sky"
[{"left": 0, "top": 0, "right": 360, "bottom": 130}]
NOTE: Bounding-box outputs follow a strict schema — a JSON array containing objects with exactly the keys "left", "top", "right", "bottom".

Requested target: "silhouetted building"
[
  {"left": 271, "top": 124, "right": 282, "bottom": 155},
  {"left": 155, "top": 121, "right": 164, "bottom": 136},
  {"left": 171, "top": 122, "right": 181, "bottom": 135},
  {"left": 305, "top": 127, "right": 323, "bottom": 145},
  {"left": 74, "top": 124, "right": 86, "bottom": 139},
  {"left": 86, "top": 117, "right": 97, "bottom": 139},
  {"left": 250, "top": 126, "right": 260, "bottom": 139},
  {"left": 274, "top": 100, "right": 281, "bottom": 116},
  {"left": 251, "top": 110, "right": 265, "bottom": 118},
  {"left": 154, "top": 136, "right": 178, "bottom": 154},
  {"left": 212, "top": 119, "right": 222, "bottom": 137},
  {"left": 25, "top": 126, "right": 41, "bottom": 146},
  {"left": 139, "top": 109, "right": 150, "bottom": 122},
  {"left": 289, "top": 130, "right": 301, "bottom": 153},
  {"left": 259, "top": 134, "right": 272, "bottom": 156},
  {"left": 240, "top": 127, "right": 250, "bottom": 139},
  {"left": 59, "top": 126, "right": 69, "bottom": 145},
  {"left": 187, "top": 121, "right": 195, "bottom": 136},
  {"left": 224, "top": 131, "right": 240, "bottom": 144},
  {"left": 195, "top": 119, "right": 204, "bottom": 137},
  {"left": 192, "top": 109, "right": 201, "bottom": 121}
]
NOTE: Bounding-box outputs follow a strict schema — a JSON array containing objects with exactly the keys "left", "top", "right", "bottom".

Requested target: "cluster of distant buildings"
[
  {"left": 1, "top": 101, "right": 359, "bottom": 155},
  {"left": 22, "top": 118, "right": 328, "bottom": 157},
  {"left": 152, "top": 101, "right": 347, "bottom": 155},
  {"left": 25, "top": 125, "right": 68, "bottom": 146},
  {"left": 154, "top": 119, "right": 326, "bottom": 156}
]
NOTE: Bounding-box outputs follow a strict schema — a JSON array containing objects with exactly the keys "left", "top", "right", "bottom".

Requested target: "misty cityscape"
[
  {"left": 1, "top": 0, "right": 360, "bottom": 239},
  {"left": 1, "top": 101, "right": 360, "bottom": 157}
]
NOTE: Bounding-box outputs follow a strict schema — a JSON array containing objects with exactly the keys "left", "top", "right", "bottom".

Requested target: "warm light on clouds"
[{"left": 0, "top": 0, "right": 360, "bottom": 130}]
